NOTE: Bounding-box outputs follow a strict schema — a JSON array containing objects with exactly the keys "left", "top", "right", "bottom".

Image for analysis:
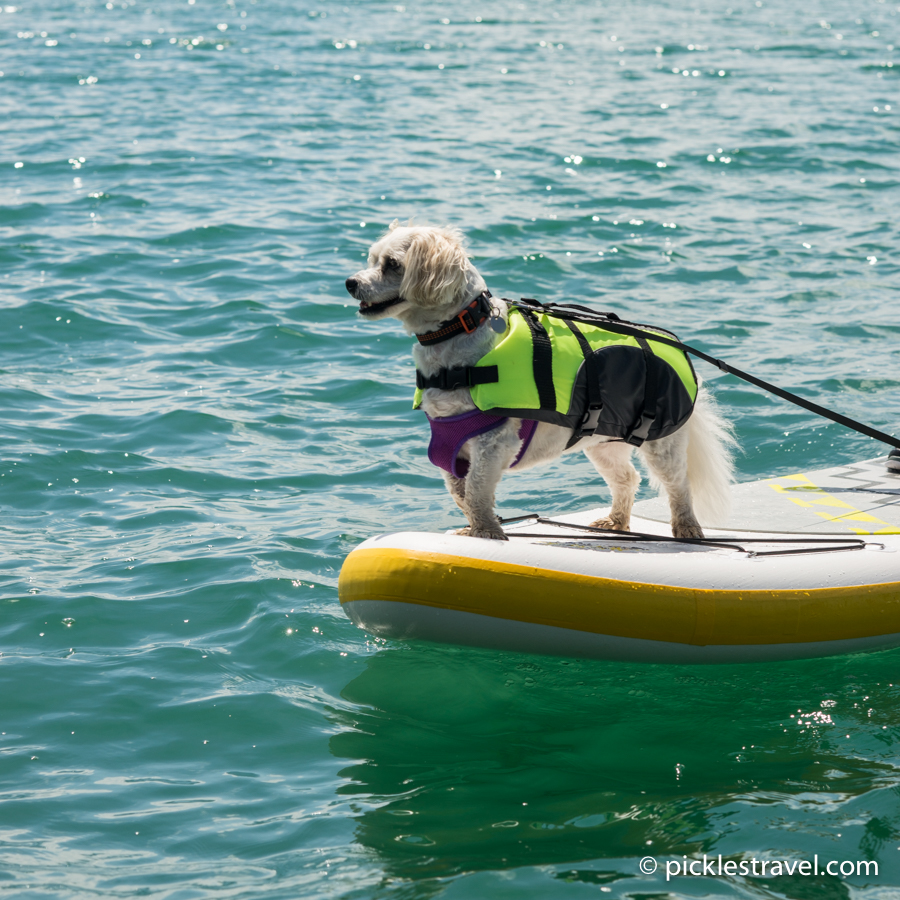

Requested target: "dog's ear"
[
  {"left": 401, "top": 228, "right": 468, "bottom": 307},
  {"left": 388, "top": 218, "right": 400, "bottom": 231}
]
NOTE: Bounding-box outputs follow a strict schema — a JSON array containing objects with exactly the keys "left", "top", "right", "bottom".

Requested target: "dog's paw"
[
  {"left": 589, "top": 516, "right": 630, "bottom": 532},
  {"left": 672, "top": 522, "right": 704, "bottom": 539},
  {"left": 459, "top": 526, "right": 508, "bottom": 541}
]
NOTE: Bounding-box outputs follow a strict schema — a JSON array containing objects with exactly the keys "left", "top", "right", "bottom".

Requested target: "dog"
[{"left": 346, "top": 221, "right": 735, "bottom": 541}]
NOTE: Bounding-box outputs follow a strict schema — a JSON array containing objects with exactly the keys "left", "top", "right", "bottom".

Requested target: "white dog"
[{"left": 346, "top": 222, "right": 735, "bottom": 541}]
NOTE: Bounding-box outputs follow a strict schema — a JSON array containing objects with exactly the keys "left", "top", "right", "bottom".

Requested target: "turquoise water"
[{"left": 2, "top": 0, "right": 900, "bottom": 896}]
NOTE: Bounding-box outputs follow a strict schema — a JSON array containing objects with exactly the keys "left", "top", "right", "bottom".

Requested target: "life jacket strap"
[
  {"left": 625, "top": 336, "right": 660, "bottom": 447},
  {"left": 517, "top": 307, "right": 556, "bottom": 410},
  {"left": 415, "top": 291, "right": 494, "bottom": 346},
  {"left": 416, "top": 365, "right": 500, "bottom": 392},
  {"left": 564, "top": 320, "right": 600, "bottom": 449}
]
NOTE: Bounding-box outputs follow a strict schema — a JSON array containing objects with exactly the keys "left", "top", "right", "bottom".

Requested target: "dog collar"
[{"left": 415, "top": 291, "right": 494, "bottom": 346}]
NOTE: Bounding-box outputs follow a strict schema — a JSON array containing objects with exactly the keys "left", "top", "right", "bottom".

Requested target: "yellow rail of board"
[{"left": 339, "top": 546, "right": 900, "bottom": 647}]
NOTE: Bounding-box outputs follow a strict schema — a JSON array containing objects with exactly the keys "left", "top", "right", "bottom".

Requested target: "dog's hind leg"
[
  {"left": 639, "top": 429, "right": 704, "bottom": 539},
  {"left": 582, "top": 440, "right": 641, "bottom": 532}
]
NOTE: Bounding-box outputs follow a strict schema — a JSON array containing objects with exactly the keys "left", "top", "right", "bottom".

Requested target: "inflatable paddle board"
[{"left": 339, "top": 457, "right": 900, "bottom": 663}]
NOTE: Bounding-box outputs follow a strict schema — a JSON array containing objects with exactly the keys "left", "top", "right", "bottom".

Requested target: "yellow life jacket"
[{"left": 414, "top": 304, "right": 699, "bottom": 446}]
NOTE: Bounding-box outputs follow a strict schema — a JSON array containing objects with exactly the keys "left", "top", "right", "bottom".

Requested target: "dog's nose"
[{"left": 345, "top": 277, "right": 359, "bottom": 295}]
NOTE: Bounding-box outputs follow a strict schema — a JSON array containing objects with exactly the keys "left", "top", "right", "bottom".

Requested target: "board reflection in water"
[{"left": 329, "top": 644, "right": 900, "bottom": 890}]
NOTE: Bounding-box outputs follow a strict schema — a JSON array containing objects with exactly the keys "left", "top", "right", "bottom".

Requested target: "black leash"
[{"left": 506, "top": 299, "right": 900, "bottom": 452}]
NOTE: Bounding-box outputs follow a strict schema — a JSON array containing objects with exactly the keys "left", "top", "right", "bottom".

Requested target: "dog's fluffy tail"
[{"left": 685, "top": 385, "right": 737, "bottom": 526}]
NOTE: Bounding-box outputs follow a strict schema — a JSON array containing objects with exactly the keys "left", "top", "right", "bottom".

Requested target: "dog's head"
[{"left": 345, "top": 222, "right": 473, "bottom": 327}]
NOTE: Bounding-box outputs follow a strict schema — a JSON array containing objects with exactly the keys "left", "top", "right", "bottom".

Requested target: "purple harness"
[{"left": 425, "top": 410, "right": 538, "bottom": 479}]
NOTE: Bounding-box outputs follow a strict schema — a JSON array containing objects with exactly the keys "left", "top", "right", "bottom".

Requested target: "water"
[{"left": 1, "top": 0, "right": 899, "bottom": 896}]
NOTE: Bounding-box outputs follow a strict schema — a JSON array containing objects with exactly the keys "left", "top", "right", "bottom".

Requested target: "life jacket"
[{"left": 414, "top": 303, "right": 699, "bottom": 448}]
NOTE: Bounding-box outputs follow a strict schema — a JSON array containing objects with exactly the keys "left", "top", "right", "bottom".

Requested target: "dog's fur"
[{"left": 346, "top": 222, "right": 735, "bottom": 540}]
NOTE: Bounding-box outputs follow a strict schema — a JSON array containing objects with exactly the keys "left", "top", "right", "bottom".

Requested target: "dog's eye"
[{"left": 383, "top": 257, "right": 401, "bottom": 272}]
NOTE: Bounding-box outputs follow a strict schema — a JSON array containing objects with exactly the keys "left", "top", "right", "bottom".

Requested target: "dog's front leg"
[
  {"left": 455, "top": 423, "right": 520, "bottom": 540},
  {"left": 442, "top": 472, "right": 468, "bottom": 515}
]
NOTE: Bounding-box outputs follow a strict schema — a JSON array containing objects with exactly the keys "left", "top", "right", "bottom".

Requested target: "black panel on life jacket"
[{"left": 568, "top": 345, "right": 696, "bottom": 444}]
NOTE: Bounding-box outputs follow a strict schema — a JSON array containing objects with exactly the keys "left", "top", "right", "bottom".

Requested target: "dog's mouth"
[{"left": 359, "top": 296, "right": 405, "bottom": 316}]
